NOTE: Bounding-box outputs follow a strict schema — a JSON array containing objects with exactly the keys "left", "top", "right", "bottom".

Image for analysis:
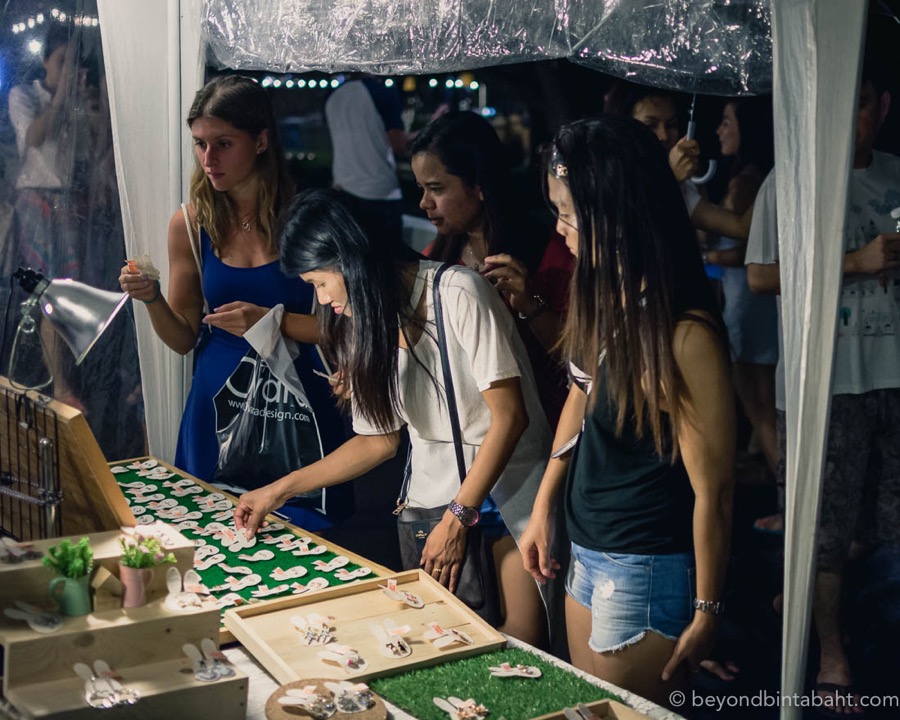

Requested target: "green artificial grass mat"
[
  {"left": 111, "top": 458, "right": 368, "bottom": 613},
  {"left": 370, "top": 646, "right": 622, "bottom": 720}
]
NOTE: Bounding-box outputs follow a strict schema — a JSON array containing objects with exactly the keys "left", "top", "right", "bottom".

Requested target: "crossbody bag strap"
[
  {"left": 432, "top": 263, "right": 467, "bottom": 485},
  {"left": 181, "top": 202, "right": 209, "bottom": 314},
  {"left": 394, "top": 263, "right": 465, "bottom": 515}
]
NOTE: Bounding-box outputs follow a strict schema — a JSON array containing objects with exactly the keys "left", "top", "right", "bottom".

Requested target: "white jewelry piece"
[
  {"left": 182, "top": 643, "right": 219, "bottom": 682},
  {"left": 193, "top": 553, "right": 225, "bottom": 571},
  {"left": 371, "top": 619, "right": 412, "bottom": 659},
  {"left": 488, "top": 662, "right": 542, "bottom": 678},
  {"left": 334, "top": 567, "right": 372, "bottom": 581},
  {"left": 324, "top": 681, "right": 374, "bottom": 713},
  {"left": 291, "top": 577, "right": 329, "bottom": 595},
  {"left": 278, "top": 687, "right": 336, "bottom": 719},
  {"left": 4, "top": 602, "right": 62, "bottom": 633},
  {"left": 317, "top": 645, "right": 367, "bottom": 674},
  {"left": 312, "top": 556, "right": 350, "bottom": 573},
  {"left": 380, "top": 578, "right": 424, "bottom": 608},
  {"left": 217, "top": 574, "right": 262, "bottom": 592},
  {"left": 170, "top": 485, "right": 203, "bottom": 497},
  {"left": 238, "top": 549, "right": 275, "bottom": 563},
  {"left": 200, "top": 638, "right": 235, "bottom": 678},
  {"left": 221, "top": 564, "right": 253, "bottom": 576},
  {"left": 424, "top": 622, "right": 473, "bottom": 649},
  {"left": 292, "top": 613, "right": 335, "bottom": 645},
  {"left": 250, "top": 583, "right": 291, "bottom": 598},
  {"left": 270, "top": 566, "right": 307, "bottom": 581},
  {"left": 434, "top": 697, "right": 489, "bottom": 720}
]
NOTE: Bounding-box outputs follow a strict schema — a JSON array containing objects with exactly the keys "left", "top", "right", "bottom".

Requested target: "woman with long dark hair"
[
  {"left": 119, "top": 75, "right": 347, "bottom": 529},
  {"left": 520, "top": 116, "right": 735, "bottom": 706},
  {"left": 705, "top": 97, "right": 780, "bottom": 491},
  {"left": 234, "top": 189, "right": 551, "bottom": 644},
  {"left": 410, "top": 111, "right": 571, "bottom": 425}
]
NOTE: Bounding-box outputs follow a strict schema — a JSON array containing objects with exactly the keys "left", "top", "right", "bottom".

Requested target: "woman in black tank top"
[{"left": 519, "top": 116, "right": 735, "bottom": 708}]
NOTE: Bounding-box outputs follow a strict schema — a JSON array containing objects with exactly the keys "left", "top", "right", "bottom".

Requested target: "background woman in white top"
[{"left": 235, "top": 189, "right": 551, "bottom": 644}]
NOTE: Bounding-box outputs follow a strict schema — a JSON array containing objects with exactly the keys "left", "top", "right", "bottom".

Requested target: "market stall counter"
[{"left": 106, "top": 458, "right": 685, "bottom": 720}]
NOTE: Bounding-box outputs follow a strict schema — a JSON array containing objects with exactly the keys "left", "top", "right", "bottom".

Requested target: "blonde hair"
[{"left": 187, "top": 75, "right": 292, "bottom": 254}]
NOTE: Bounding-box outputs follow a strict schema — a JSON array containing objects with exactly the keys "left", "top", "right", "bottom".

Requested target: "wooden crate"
[
  {"left": 531, "top": 699, "right": 655, "bottom": 720},
  {"left": 224, "top": 569, "right": 505, "bottom": 685},
  {"left": 0, "top": 376, "right": 136, "bottom": 540}
]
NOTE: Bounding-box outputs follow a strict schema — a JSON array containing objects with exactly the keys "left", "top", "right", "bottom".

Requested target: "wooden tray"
[
  {"left": 531, "top": 699, "right": 654, "bottom": 720},
  {"left": 224, "top": 569, "right": 505, "bottom": 685},
  {"left": 110, "top": 456, "right": 392, "bottom": 642}
]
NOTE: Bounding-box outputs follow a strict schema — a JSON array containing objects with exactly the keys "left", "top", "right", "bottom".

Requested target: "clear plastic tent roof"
[{"left": 203, "top": 0, "right": 772, "bottom": 95}]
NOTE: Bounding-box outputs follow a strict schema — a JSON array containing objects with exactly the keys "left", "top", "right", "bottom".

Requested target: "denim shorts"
[{"left": 566, "top": 542, "right": 695, "bottom": 653}]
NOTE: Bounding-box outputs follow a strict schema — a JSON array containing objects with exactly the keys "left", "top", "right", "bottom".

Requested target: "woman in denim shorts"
[{"left": 520, "top": 116, "right": 735, "bottom": 707}]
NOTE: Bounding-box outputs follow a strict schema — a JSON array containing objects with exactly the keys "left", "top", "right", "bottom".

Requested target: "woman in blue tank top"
[
  {"left": 118, "top": 76, "right": 347, "bottom": 530},
  {"left": 519, "top": 117, "right": 735, "bottom": 708}
]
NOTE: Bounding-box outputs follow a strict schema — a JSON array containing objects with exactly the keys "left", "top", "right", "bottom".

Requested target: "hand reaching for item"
[
  {"left": 519, "top": 511, "right": 560, "bottom": 586},
  {"left": 234, "top": 485, "right": 282, "bottom": 538},
  {"left": 482, "top": 253, "right": 533, "bottom": 315},
  {"left": 202, "top": 301, "right": 268, "bottom": 337}
]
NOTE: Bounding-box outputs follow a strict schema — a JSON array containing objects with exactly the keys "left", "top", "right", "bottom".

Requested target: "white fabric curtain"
[
  {"left": 97, "top": 0, "right": 204, "bottom": 462},
  {"left": 771, "top": 2, "right": 866, "bottom": 717}
]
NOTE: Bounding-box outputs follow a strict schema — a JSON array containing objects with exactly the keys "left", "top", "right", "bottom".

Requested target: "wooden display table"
[{"left": 0, "top": 529, "right": 247, "bottom": 720}]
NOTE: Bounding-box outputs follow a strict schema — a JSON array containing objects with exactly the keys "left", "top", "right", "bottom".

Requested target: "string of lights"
[{"left": 11, "top": 8, "right": 99, "bottom": 35}]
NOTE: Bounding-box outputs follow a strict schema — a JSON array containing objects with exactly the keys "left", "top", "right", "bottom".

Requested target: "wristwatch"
[
  {"left": 447, "top": 499, "right": 481, "bottom": 527},
  {"left": 518, "top": 294, "right": 549, "bottom": 321},
  {"left": 692, "top": 597, "right": 725, "bottom": 615}
]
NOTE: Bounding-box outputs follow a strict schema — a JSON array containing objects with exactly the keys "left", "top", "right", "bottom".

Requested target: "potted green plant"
[
  {"left": 118, "top": 533, "right": 176, "bottom": 608},
  {"left": 43, "top": 536, "right": 94, "bottom": 617}
]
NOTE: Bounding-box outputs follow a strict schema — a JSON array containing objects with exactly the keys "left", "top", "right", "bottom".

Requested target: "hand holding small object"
[{"left": 119, "top": 256, "right": 161, "bottom": 305}]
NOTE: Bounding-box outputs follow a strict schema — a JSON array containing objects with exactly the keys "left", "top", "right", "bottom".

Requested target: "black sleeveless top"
[{"left": 565, "top": 255, "right": 723, "bottom": 555}]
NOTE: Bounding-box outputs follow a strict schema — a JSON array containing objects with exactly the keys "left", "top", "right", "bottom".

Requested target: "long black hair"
[
  {"left": 543, "top": 115, "right": 724, "bottom": 458},
  {"left": 280, "top": 189, "right": 421, "bottom": 432},
  {"left": 410, "top": 111, "right": 538, "bottom": 267},
  {"left": 728, "top": 96, "right": 774, "bottom": 177}
]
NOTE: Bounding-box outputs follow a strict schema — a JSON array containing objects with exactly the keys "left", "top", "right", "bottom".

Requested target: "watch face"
[{"left": 459, "top": 507, "right": 479, "bottom": 527}]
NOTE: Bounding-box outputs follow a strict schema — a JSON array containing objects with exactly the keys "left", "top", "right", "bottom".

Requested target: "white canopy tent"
[{"left": 95, "top": 2, "right": 870, "bottom": 716}]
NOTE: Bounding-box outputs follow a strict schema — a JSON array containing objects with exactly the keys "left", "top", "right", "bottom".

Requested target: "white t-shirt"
[
  {"left": 8, "top": 80, "right": 67, "bottom": 189},
  {"left": 745, "top": 171, "right": 785, "bottom": 408},
  {"left": 746, "top": 152, "right": 900, "bottom": 404},
  {"left": 352, "top": 261, "right": 551, "bottom": 536},
  {"left": 681, "top": 180, "right": 702, "bottom": 218},
  {"left": 325, "top": 80, "right": 401, "bottom": 201}
]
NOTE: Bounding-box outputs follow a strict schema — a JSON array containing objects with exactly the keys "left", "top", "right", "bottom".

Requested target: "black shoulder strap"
[
  {"left": 394, "top": 264, "right": 466, "bottom": 513},
  {"left": 432, "top": 263, "right": 467, "bottom": 484}
]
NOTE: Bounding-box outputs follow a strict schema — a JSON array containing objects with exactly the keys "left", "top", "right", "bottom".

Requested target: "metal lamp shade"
[{"left": 39, "top": 279, "right": 129, "bottom": 365}]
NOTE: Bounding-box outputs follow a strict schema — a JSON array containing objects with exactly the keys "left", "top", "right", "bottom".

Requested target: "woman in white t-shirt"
[{"left": 234, "top": 189, "right": 551, "bottom": 644}]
